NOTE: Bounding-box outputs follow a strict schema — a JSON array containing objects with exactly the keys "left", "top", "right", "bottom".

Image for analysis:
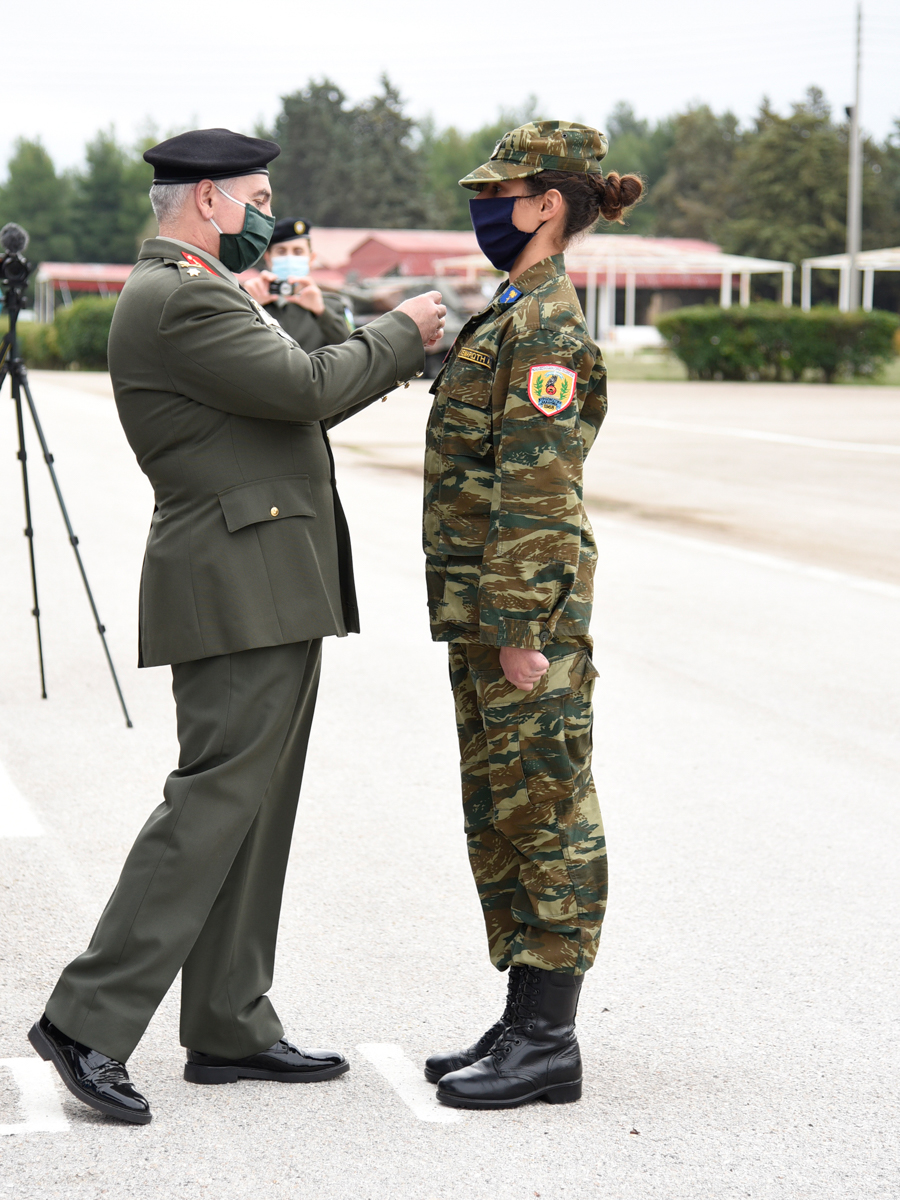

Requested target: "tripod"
[{"left": 0, "top": 236, "right": 132, "bottom": 727}]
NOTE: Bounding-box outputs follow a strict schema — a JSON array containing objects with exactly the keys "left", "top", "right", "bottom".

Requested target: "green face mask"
[{"left": 211, "top": 184, "right": 276, "bottom": 273}]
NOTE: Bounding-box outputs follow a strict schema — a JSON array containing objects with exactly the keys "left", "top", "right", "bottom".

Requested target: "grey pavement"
[{"left": 0, "top": 372, "right": 898, "bottom": 1199}]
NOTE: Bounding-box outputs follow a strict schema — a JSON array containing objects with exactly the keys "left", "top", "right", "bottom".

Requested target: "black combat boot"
[
  {"left": 436, "top": 966, "right": 583, "bottom": 1108},
  {"left": 424, "top": 965, "right": 524, "bottom": 1083}
]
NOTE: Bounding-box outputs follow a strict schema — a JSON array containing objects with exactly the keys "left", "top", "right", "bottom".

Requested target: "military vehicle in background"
[{"left": 341, "top": 276, "right": 496, "bottom": 377}]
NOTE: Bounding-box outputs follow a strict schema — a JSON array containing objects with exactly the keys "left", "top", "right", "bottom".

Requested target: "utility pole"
[{"left": 846, "top": 2, "right": 863, "bottom": 310}]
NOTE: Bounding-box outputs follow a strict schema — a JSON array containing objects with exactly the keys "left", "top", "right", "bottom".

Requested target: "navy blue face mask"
[{"left": 469, "top": 195, "right": 543, "bottom": 273}]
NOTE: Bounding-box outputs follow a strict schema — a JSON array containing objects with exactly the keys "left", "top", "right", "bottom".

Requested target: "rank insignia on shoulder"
[
  {"left": 180, "top": 252, "right": 218, "bottom": 277},
  {"left": 498, "top": 285, "right": 523, "bottom": 307},
  {"left": 527, "top": 364, "right": 577, "bottom": 417},
  {"left": 457, "top": 347, "right": 495, "bottom": 370}
]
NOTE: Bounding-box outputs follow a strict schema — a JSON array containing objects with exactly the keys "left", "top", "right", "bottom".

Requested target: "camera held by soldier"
[{"left": 266, "top": 252, "right": 312, "bottom": 297}]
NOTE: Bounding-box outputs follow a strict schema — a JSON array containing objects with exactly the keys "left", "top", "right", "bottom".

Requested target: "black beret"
[
  {"left": 145, "top": 128, "right": 280, "bottom": 185},
  {"left": 270, "top": 218, "right": 312, "bottom": 245}
]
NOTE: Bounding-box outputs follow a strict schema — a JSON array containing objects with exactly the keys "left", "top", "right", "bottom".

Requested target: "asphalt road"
[{"left": 0, "top": 372, "right": 898, "bottom": 1199}]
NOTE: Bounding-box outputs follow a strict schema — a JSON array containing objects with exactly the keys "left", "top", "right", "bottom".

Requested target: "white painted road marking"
[
  {"left": 590, "top": 514, "right": 900, "bottom": 602},
  {"left": 356, "top": 1044, "right": 463, "bottom": 1124},
  {"left": 616, "top": 416, "right": 900, "bottom": 455},
  {"left": 0, "top": 1060, "right": 70, "bottom": 1136},
  {"left": 0, "top": 760, "right": 42, "bottom": 837}
]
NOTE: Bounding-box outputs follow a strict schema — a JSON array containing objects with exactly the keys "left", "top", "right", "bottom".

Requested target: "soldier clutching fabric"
[{"left": 423, "top": 122, "right": 642, "bottom": 1109}]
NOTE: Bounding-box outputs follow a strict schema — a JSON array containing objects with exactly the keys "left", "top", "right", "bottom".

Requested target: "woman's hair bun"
[
  {"left": 525, "top": 167, "right": 644, "bottom": 241},
  {"left": 595, "top": 172, "right": 644, "bottom": 224}
]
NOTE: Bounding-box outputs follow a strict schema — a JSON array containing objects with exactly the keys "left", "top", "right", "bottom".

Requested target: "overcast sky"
[{"left": 6, "top": 0, "right": 899, "bottom": 173}]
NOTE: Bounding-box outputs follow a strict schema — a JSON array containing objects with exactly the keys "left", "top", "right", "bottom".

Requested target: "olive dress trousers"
[{"left": 46, "top": 640, "right": 321, "bottom": 1064}]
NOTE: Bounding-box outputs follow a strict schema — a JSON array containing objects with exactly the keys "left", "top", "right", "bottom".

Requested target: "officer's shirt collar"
[{"left": 138, "top": 237, "right": 240, "bottom": 287}]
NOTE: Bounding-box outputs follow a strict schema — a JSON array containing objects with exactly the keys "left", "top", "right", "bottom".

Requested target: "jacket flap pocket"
[
  {"left": 440, "top": 360, "right": 494, "bottom": 408},
  {"left": 217, "top": 474, "right": 316, "bottom": 533}
]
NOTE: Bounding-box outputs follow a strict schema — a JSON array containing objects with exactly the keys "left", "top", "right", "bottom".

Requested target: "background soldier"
[
  {"left": 28, "top": 127, "right": 445, "bottom": 1124},
  {"left": 242, "top": 216, "right": 353, "bottom": 353},
  {"left": 422, "top": 122, "right": 642, "bottom": 1109}
]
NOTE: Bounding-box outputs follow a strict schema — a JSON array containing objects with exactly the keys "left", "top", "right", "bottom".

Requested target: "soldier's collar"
[
  {"left": 491, "top": 253, "right": 567, "bottom": 311},
  {"left": 138, "top": 237, "right": 240, "bottom": 287}
]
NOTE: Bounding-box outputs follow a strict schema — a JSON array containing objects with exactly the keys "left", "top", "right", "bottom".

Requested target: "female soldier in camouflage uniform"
[{"left": 422, "top": 121, "right": 642, "bottom": 1109}]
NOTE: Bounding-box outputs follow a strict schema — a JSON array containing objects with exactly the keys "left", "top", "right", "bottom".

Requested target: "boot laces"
[{"left": 490, "top": 967, "right": 542, "bottom": 1061}]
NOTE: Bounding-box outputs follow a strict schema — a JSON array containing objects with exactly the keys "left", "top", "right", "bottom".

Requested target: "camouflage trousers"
[{"left": 448, "top": 638, "right": 607, "bottom": 976}]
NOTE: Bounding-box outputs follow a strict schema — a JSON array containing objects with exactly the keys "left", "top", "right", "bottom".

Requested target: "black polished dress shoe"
[
  {"left": 184, "top": 1037, "right": 349, "bottom": 1084},
  {"left": 424, "top": 965, "right": 524, "bottom": 1083},
  {"left": 28, "top": 1014, "right": 151, "bottom": 1124},
  {"left": 437, "top": 966, "right": 583, "bottom": 1109}
]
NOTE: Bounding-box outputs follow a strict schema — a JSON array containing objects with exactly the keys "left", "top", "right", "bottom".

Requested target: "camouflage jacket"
[{"left": 423, "top": 254, "right": 607, "bottom": 649}]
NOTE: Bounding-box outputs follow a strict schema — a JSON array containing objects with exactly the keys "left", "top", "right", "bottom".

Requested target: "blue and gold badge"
[
  {"left": 526, "top": 364, "right": 577, "bottom": 416},
  {"left": 498, "top": 285, "right": 522, "bottom": 307}
]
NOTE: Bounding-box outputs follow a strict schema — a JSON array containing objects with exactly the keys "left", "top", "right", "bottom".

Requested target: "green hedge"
[
  {"left": 1, "top": 295, "right": 117, "bottom": 370},
  {"left": 54, "top": 297, "right": 118, "bottom": 369},
  {"left": 0, "top": 316, "right": 65, "bottom": 369},
  {"left": 656, "top": 304, "right": 900, "bottom": 383}
]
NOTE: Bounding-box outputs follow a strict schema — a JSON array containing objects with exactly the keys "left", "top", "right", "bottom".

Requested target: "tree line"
[{"left": 2, "top": 78, "right": 899, "bottom": 300}]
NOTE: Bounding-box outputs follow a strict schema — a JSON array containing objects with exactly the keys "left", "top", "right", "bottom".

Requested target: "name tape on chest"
[
  {"left": 527, "top": 364, "right": 577, "bottom": 417},
  {"left": 457, "top": 347, "right": 495, "bottom": 371}
]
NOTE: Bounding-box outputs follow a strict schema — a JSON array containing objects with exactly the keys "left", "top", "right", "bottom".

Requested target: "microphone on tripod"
[
  {"left": 0, "top": 223, "right": 33, "bottom": 287},
  {"left": 0, "top": 222, "right": 29, "bottom": 254},
  {"left": 0, "top": 220, "right": 133, "bottom": 726}
]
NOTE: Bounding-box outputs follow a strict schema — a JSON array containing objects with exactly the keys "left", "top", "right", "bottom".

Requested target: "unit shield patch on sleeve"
[{"left": 526, "top": 364, "right": 577, "bottom": 416}]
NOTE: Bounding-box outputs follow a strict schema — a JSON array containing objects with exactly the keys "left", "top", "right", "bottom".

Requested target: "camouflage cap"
[{"left": 459, "top": 120, "right": 608, "bottom": 190}]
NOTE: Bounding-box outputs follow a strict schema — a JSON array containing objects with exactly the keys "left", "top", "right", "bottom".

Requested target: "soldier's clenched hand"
[
  {"left": 395, "top": 291, "right": 447, "bottom": 349},
  {"left": 499, "top": 647, "right": 550, "bottom": 692}
]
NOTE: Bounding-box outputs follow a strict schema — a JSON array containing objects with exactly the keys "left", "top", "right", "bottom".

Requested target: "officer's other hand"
[
  {"left": 499, "top": 646, "right": 550, "bottom": 692},
  {"left": 395, "top": 291, "right": 447, "bottom": 348},
  {"left": 244, "top": 271, "right": 275, "bottom": 305}
]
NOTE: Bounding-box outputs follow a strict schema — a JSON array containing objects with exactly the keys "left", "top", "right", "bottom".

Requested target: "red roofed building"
[
  {"left": 34, "top": 263, "right": 134, "bottom": 321},
  {"left": 345, "top": 231, "right": 480, "bottom": 281}
]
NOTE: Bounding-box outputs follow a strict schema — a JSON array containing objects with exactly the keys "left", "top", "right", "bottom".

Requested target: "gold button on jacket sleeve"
[{"left": 270, "top": 506, "right": 279, "bottom": 517}]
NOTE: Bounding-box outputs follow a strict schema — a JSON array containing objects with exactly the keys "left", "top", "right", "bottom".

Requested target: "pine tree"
[
  {"left": 269, "top": 77, "right": 427, "bottom": 228},
  {"left": 601, "top": 103, "right": 675, "bottom": 236},
  {"left": 71, "top": 130, "right": 153, "bottom": 262},
  {"left": 721, "top": 89, "right": 846, "bottom": 264},
  {"left": 650, "top": 105, "right": 741, "bottom": 241},
  {"left": 0, "top": 139, "right": 75, "bottom": 262}
]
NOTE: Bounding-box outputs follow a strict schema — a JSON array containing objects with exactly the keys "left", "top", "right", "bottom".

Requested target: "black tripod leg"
[
  {"left": 9, "top": 378, "right": 48, "bottom": 699},
  {"left": 19, "top": 371, "right": 133, "bottom": 728}
]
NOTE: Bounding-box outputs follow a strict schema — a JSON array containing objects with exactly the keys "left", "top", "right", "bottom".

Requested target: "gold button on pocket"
[{"left": 270, "top": 506, "right": 279, "bottom": 517}]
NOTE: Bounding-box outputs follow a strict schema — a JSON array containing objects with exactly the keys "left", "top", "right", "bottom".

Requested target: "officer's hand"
[
  {"left": 244, "top": 272, "right": 275, "bottom": 305},
  {"left": 288, "top": 277, "right": 326, "bottom": 316},
  {"left": 395, "top": 291, "right": 447, "bottom": 348},
  {"left": 499, "top": 646, "right": 550, "bottom": 692}
]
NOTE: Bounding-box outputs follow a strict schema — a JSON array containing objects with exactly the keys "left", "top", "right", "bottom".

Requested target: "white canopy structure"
[
  {"left": 435, "top": 235, "right": 795, "bottom": 344},
  {"left": 799, "top": 247, "right": 900, "bottom": 313},
  {"left": 566, "top": 245, "right": 794, "bottom": 342}
]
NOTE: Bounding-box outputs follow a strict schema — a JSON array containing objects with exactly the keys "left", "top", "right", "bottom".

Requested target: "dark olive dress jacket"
[{"left": 108, "top": 237, "right": 422, "bottom": 667}]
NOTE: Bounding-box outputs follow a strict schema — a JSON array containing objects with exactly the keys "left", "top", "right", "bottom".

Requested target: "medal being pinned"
[{"left": 526, "top": 363, "right": 577, "bottom": 416}]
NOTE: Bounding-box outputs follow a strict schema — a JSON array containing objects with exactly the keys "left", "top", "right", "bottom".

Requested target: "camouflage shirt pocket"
[
  {"left": 434, "top": 362, "right": 495, "bottom": 554},
  {"left": 438, "top": 362, "right": 494, "bottom": 459}
]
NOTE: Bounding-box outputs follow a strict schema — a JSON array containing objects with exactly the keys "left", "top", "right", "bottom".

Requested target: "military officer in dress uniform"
[
  {"left": 421, "top": 122, "right": 642, "bottom": 1109},
  {"left": 28, "top": 127, "right": 445, "bottom": 1124},
  {"left": 242, "top": 216, "right": 353, "bottom": 353}
]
